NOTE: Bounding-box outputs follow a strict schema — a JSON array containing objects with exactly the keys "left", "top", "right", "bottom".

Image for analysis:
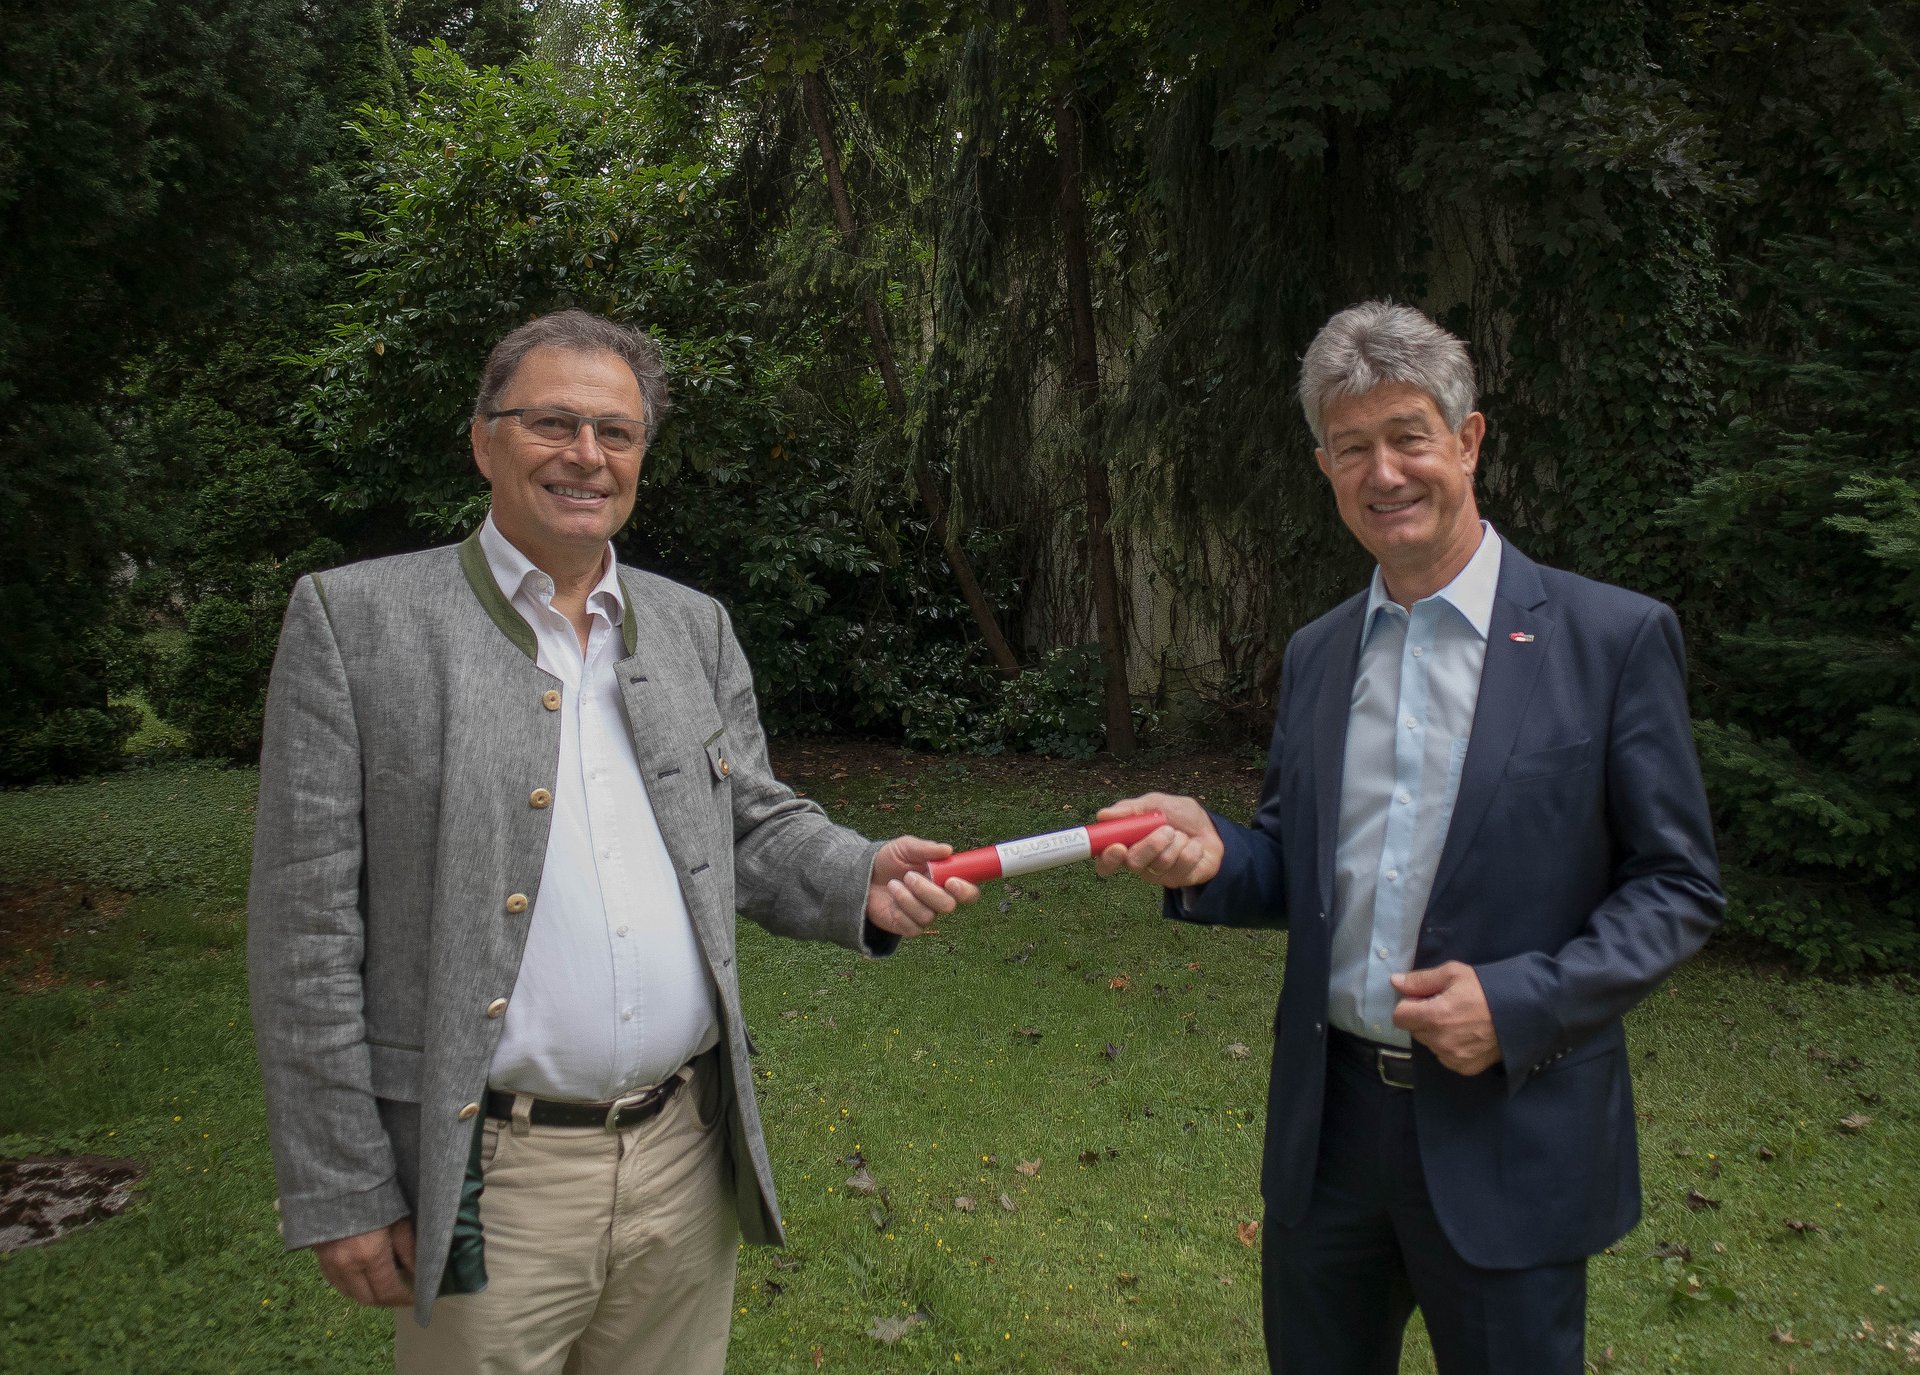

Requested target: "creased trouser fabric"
[{"left": 397, "top": 1057, "right": 738, "bottom": 1375}]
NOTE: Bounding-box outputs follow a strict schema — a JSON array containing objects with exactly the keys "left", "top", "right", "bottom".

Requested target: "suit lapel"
[
  {"left": 1429, "top": 545, "right": 1550, "bottom": 904},
  {"left": 1313, "top": 597, "right": 1368, "bottom": 918}
]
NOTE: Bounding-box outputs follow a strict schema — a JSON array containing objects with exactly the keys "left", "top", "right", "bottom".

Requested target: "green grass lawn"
[{"left": 1, "top": 747, "right": 1916, "bottom": 1373}]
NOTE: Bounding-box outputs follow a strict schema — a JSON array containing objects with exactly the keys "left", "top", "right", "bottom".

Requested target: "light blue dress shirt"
[{"left": 1327, "top": 524, "right": 1503, "bottom": 1045}]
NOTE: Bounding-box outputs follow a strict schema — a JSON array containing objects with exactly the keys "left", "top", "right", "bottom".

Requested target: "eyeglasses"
[{"left": 486, "top": 407, "right": 646, "bottom": 455}]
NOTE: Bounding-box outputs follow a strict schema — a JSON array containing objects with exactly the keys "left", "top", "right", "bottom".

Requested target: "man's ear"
[
  {"left": 1457, "top": 412, "right": 1486, "bottom": 476},
  {"left": 470, "top": 417, "right": 494, "bottom": 484},
  {"left": 1314, "top": 448, "right": 1332, "bottom": 481}
]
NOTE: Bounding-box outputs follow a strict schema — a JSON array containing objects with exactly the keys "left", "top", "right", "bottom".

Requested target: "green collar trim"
[
  {"left": 617, "top": 572, "right": 638, "bottom": 657},
  {"left": 458, "top": 529, "right": 538, "bottom": 662}
]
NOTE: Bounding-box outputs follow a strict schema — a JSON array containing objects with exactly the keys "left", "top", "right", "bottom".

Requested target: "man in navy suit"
[{"left": 1098, "top": 302, "right": 1723, "bottom": 1373}]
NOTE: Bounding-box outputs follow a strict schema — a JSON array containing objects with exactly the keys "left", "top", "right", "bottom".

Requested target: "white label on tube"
[{"left": 995, "top": 826, "right": 1092, "bottom": 877}]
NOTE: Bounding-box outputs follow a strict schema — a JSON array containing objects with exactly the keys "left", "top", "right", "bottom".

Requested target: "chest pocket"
[{"left": 1504, "top": 738, "right": 1593, "bottom": 782}]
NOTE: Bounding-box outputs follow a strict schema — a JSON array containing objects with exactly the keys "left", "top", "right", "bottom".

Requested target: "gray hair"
[
  {"left": 472, "top": 309, "right": 672, "bottom": 442},
  {"left": 1297, "top": 301, "right": 1476, "bottom": 447}
]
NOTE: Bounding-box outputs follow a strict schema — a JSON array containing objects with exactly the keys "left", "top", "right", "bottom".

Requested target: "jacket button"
[
  {"left": 458, "top": 1102, "right": 480, "bottom": 1121},
  {"left": 505, "top": 893, "right": 529, "bottom": 914},
  {"left": 719, "top": 757, "right": 731, "bottom": 777},
  {"left": 529, "top": 788, "right": 552, "bottom": 809},
  {"left": 486, "top": 998, "right": 509, "bottom": 1018},
  {"left": 542, "top": 689, "right": 561, "bottom": 711}
]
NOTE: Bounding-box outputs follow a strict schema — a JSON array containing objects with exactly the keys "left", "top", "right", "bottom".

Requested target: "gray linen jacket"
[{"left": 247, "top": 533, "right": 886, "bottom": 1324}]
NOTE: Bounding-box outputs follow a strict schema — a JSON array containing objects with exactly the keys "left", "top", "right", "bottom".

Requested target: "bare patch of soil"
[
  {"left": 0, "top": 1156, "right": 146, "bottom": 1252},
  {"left": 0, "top": 882, "right": 128, "bottom": 991}
]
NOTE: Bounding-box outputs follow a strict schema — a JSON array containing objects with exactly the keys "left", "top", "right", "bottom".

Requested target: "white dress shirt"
[
  {"left": 1327, "top": 523, "right": 1502, "bottom": 1045},
  {"left": 480, "top": 515, "right": 719, "bottom": 1100}
]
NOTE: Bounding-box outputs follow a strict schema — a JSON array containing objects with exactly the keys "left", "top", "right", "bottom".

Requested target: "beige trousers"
[{"left": 396, "top": 1056, "right": 739, "bottom": 1375}]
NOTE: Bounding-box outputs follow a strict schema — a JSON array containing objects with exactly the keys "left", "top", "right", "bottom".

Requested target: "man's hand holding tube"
[
  {"left": 866, "top": 836, "right": 982, "bottom": 938},
  {"left": 1091, "top": 794, "right": 1224, "bottom": 889}
]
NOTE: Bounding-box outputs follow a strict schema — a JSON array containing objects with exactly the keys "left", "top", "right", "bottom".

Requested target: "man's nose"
[
  {"left": 1358, "top": 442, "right": 1404, "bottom": 487},
  {"left": 561, "top": 422, "right": 607, "bottom": 464}
]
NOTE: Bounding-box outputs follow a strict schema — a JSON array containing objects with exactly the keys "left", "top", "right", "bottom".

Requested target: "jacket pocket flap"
[{"left": 1504, "top": 738, "right": 1592, "bottom": 781}]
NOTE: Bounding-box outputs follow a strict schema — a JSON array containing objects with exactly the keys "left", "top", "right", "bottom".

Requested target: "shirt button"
[
  {"left": 1376, "top": 944, "right": 1389, "bottom": 959},
  {"left": 1386, "top": 868, "right": 1399, "bottom": 882},
  {"left": 458, "top": 1102, "right": 480, "bottom": 1121},
  {"left": 542, "top": 689, "right": 561, "bottom": 711},
  {"left": 1404, "top": 716, "right": 1418, "bottom": 730},
  {"left": 1411, "top": 647, "right": 1424, "bottom": 658},
  {"left": 1397, "top": 790, "right": 1412, "bottom": 805},
  {"left": 601, "top": 848, "right": 612, "bottom": 859},
  {"left": 505, "top": 893, "right": 529, "bottom": 914},
  {"left": 621, "top": 1008, "right": 634, "bottom": 1022},
  {"left": 529, "top": 788, "right": 552, "bottom": 810},
  {"left": 616, "top": 925, "right": 629, "bottom": 937},
  {"left": 486, "top": 998, "right": 508, "bottom": 1018}
]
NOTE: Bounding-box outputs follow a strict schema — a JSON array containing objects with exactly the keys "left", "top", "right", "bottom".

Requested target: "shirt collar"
[
  {"left": 478, "top": 513, "right": 625, "bottom": 622},
  {"left": 1363, "top": 522, "right": 1503, "bottom": 641}
]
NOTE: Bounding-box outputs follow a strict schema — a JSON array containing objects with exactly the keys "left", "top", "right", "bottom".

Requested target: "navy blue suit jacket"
[{"left": 1175, "top": 542, "right": 1723, "bottom": 1270}]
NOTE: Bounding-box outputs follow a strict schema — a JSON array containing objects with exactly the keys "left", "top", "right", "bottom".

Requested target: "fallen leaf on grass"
[
  {"left": 867, "top": 1312, "right": 922, "bottom": 1344},
  {"left": 1236, "top": 1220, "right": 1260, "bottom": 1247},
  {"left": 773, "top": 1256, "right": 799, "bottom": 1271},
  {"left": 780, "top": 1009, "right": 802, "bottom": 1020},
  {"left": 1769, "top": 1327, "right": 1798, "bottom": 1345},
  {"left": 845, "top": 1167, "right": 878, "bottom": 1196},
  {"left": 1839, "top": 1112, "right": 1873, "bottom": 1132},
  {"left": 1014, "top": 1159, "right": 1042, "bottom": 1178},
  {"left": 1652, "top": 1241, "right": 1691, "bottom": 1261},
  {"left": 1684, "top": 1189, "right": 1721, "bottom": 1211},
  {"left": 1757, "top": 1145, "right": 1776, "bottom": 1162},
  {"left": 1116, "top": 1272, "right": 1139, "bottom": 1289},
  {"left": 999, "top": 1193, "right": 1016, "bottom": 1212},
  {"left": 1015, "top": 1027, "right": 1042, "bottom": 1042},
  {"left": 812, "top": 1344, "right": 824, "bottom": 1368},
  {"left": 1109, "top": 975, "right": 1131, "bottom": 991},
  {"left": 1783, "top": 1218, "right": 1823, "bottom": 1234},
  {"left": 1226, "top": 1042, "right": 1250, "bottom": 1060},
  {"left": 869, "top": 1207, "right": 890, "bottom": 1232},
  {"left": 1103, "top": 1042, "right": 1124, "bottom": 1061},
  {"left": 953, "top": 1196, "right": 976, "bottom": 1213},
  {"left": 1080, "top": 1150, "right": 1101, "bottom": 1166},
  {"left": 1185, "top": 962, "right": 1202, "bottom": 971}
]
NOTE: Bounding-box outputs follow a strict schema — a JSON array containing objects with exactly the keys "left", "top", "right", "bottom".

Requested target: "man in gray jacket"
[{"left": 248, "top": 309, "right": 976, "bottom": 1374}]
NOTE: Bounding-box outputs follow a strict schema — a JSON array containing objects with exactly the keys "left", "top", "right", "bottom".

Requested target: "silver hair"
[
  {"left": 472, "top": 308, "right": 671, "bottom": 442},
  {"left": 1297, "top": 301, "right": 1476, "bottom": 448}
]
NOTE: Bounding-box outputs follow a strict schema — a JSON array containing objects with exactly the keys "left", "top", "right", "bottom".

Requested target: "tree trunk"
[
  {"left": 798, "top": 68, "right": 1021, "bottom": 678},
  {"left": 1044, "top": 0, "right": 1136, "bottom": 756}
]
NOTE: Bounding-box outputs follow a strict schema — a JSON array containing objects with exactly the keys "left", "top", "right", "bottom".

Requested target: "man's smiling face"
[
  {"left": 1315, "top": 381, "right": 1485, "bottom": 602},
  {"left": 471, "top": 345, "right": 646, "bottom": 573}
]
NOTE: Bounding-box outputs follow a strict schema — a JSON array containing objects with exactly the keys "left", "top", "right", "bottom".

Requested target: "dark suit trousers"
[{"left": 1262, "top": 1035, "right": 1587, "bottom": 1375}]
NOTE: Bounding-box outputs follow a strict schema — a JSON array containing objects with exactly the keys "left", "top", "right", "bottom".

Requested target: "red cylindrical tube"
[{"left": 926, "top": 809, "right": 1169, "bottom": 887}]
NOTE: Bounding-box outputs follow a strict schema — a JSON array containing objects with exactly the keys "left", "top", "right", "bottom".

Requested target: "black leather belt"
[
  {"left": 486, "top": 1075, "right": 683, "bottom": 1131},
  {"left": 1331, "top": 1029, "right": 1415, "bottom": 1090}
]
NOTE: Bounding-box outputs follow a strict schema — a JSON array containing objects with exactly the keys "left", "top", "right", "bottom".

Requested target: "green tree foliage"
[
  {"left": 303, "top": 41, "right": 994, "bottom": 735},
  {"left": 1666, "top": 1, "right": 1920, "bottom": 970},
  {"left": 0, "top": 0, "right": 329, "bottom": 778}
]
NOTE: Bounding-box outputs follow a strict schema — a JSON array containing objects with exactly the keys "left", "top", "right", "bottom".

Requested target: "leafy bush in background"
[{"left": 299, "top": 41, "right": 989, "bottom": 739}]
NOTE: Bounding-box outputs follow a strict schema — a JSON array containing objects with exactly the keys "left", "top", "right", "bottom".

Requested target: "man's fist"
[
  {"left": 313, "top": 1217, "right": 416, "bottom": 1307},
  {"left": 1391, "top": 962, "right": 1502, "bottom": 1075}
]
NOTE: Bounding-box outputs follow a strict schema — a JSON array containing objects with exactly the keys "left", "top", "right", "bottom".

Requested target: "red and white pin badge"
[{"left": 1509, "top": 632, "right": 1535, "bottom": 643}]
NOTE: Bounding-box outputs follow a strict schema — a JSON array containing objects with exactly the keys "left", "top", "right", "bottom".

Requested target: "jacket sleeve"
[
  {"left": 707, "top": 599, "right": 889, "bottom": 956},
  {"left": 1476, "top": 602, "right": 1726, "bottom": 1094},
  {"left": 247, "top": 575, "right": 410, "bottom": 1248}
]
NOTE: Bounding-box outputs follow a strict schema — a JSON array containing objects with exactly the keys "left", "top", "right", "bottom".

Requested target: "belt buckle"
[
  {"left": 1377, "top": 1048, "right": 1413, "bottom": 1089},
  {"left": 603, "top": 1087, "right": 653, "bottom": 1132}
]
